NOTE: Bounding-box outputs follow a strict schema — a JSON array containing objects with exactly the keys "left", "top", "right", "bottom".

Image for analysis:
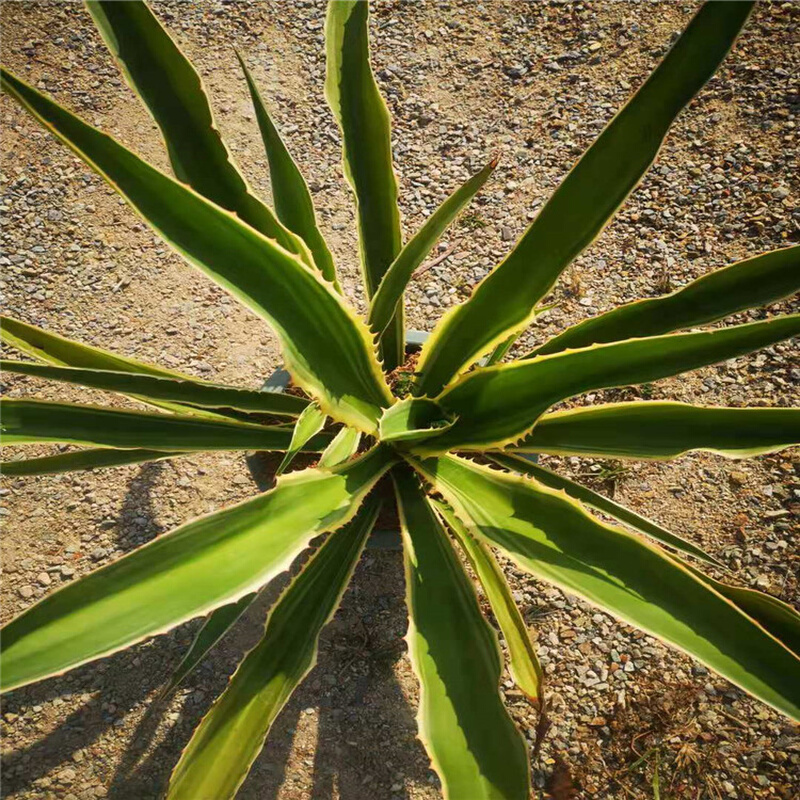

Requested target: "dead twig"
[
  {"left": 412, "top": 244, "right": 455, "bottom": 279},
  {"left": 530, "top": 697, "right": 552, "bottom": 761}
]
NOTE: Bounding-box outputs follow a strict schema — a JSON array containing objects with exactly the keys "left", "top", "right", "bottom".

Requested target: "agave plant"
[{"left": 1, "top": 1, "right": 799, "bottom": 797}]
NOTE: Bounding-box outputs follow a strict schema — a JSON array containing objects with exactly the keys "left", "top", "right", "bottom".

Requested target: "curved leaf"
[
  {"left": 318, "top": 426, "right": 361, "bottom": 468},
  {"left": 166, "top": 496, "right": 380, "bottom": 800},
  {"left": 489, "top": 452, "right": 720, "bottom": 567},
  {"left": 528, "top": 245, "right": 800, "bottom": 357},
  {"left": 2, "top": 315, "right": 181, "bottom": 377},
  {"left": 434, "top": 499, "right": 543, "bottom": 703},
  {"left": 85, "top": 0, "right": 312, "bottom": 265},
  {"left": 1, "top": 448, "right": 180, "bottom": 477},
  {"left": 514, "top": 402, "right": 800, "bottom": 460},
  {"left": 325, "top": 0, "right": 404, "bottom": 369},
  {"left": 677, "top": 560, "right": 800, "bottom": 659},
  {"left": 393, "top": 468, "right": 530, "bottom": 799},
  {"left": 483, "top": 303, "right": 558, "bottom": 368},
  {"left": 0, "top": 314, "right": 220, "bottom": 418},
  {"left": 276, "top": 403, "right": 327, "bottom": 475},
  {"left": 379, "top": 397, "right": 456, "bottom": 444},
  {"left": 420, "top": 315, "right": 800, "bottom": 453},
  {"left": 369, "top": 157, "right": 498, "bottom": 338},
  {"left": 1, "top": 316, "right": 271, "bottom": 426},
  {"left": 1, "top": 360, "right": 308, "bottom": 417},
  {"left": 1, "top": 445, "right": 394, "bottom": 691},
  {"left": 1, "top": 399, "right": 331, "bottom": 453},
  {"left": 410, "top": 455, "right": 800, "bottom": 721},
  {"left": 160, "top": 593, "right": 257, "bottom": 701},
  {"left": 484, "top": 334, "right": 517, "bottom": 368},
  {"left": 414, "top": 2, "right": 754, "bottom": 396},
  {"left": 237, "top": 51, "right": 339, "bottom": 288},
  {"left": 0, "top": 68, "right": 392, "bottom": 431},
  {"left": 484, "top": 303, "right": 558, "bottom": 367}
]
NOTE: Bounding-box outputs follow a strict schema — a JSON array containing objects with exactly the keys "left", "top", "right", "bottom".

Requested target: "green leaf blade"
[
  {"left": 412, "top": 455, "right": 800, "bottom": 721},
  {"left": 0, "top": 68, "right": 392, "bottom": 432},
  {"left": 422, "top": 316, "right": 800, "bottom": 453},
  {"left": 368, "top": 157, "right": 498, "bottom": 339},
  {"left": 490, "top": 452, "right": 720, "bottom": 567},
  {"left": 435, "top": 499, "right": 544, "bottom": 703},
  {"left": 414, "top": 2, "right": 754, "bottom": 396},
  {"left": 1, "top": 399, "right": 330, "bottom": 453},
  {"left": 529, "top": 245, "right": 800, "bottom": 357},
  {"left": 237, "top": 51, "right": 340, "bottom": 289},
  {"left": 318, "top": 426, "right": 361, "bottom": 468},
  {"left": 1, "top": 446, "right": 394, "bottom": 691},
  {"left": 393, "top": 468, "right": 531, "bottom": 799},
  {"left": 379, "top": 397, "right": 456, "bottom": 444},
  {"left": 85, "top": 0, "right": 313, "bottom": 266},
  {"left": 1, "top": 448, "right": 180, "bottom": 477},
  {"left": 514, "top": 402, "right": 800, "bottom": 460},
  {"left": 1, "top": 360, "right": 308, "bottom": 417},
  {"left": 677, "top": 560, "right": 800, "bottom": 659},
  {"left": 166, "top": 497, "right": 380, "bottom": 800},
  {"left": 2, "top": 315, "right": 179, "bottom": 377},
  {"left": 160, "top": 593, "right": 257, "bottom": 700},
  {"left": 325, "top": 0, "right": 404, "bottom": 369},
  {"left": 0, "top": 315, "right": 211, "bottom": 418},
  {"left": 276, "top": 403, "right": 327, "bottom": 475}
]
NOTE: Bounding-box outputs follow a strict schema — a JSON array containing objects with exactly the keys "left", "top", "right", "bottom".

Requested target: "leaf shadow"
[
  {"left": 103, "top": 549, "right": 434, "bottom": 799},
  {"left": 1, "top": 462, "right": 182, "bottom": 796},
  {"left": 0, "top": 630, "right": 191, "bottom": 796},
  {"left": 112, "top": 461, "right": 167, "bottom": 554}
]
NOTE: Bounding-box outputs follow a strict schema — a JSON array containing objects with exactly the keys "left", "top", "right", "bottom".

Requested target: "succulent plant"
[{"left": 1, "top": 2, "right": 799, "bottom": 798}]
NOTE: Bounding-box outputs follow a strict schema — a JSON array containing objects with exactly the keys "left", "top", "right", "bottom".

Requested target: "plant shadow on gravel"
[
  {"left": 2, "top": 548, "right": 431, "bottom": 800},
  {"left": 1, "top": 464, "right": 174, "bottom": 796},
  {"left": 240, "top": 553, "right": 434, "bottom": 800},
  {"left": 0, "top": 634, "right": 190, "bottom": 797},
  {"left": 106, "top": 548, "right": 432, "bottom": 800},
  {"left": 114, "top": 461, "right": 167, "bottom": 554}
]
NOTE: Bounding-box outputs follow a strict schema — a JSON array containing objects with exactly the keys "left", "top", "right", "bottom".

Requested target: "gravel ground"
[{"left": 1, "top": 1, "right": 798, "bottom": 798}]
